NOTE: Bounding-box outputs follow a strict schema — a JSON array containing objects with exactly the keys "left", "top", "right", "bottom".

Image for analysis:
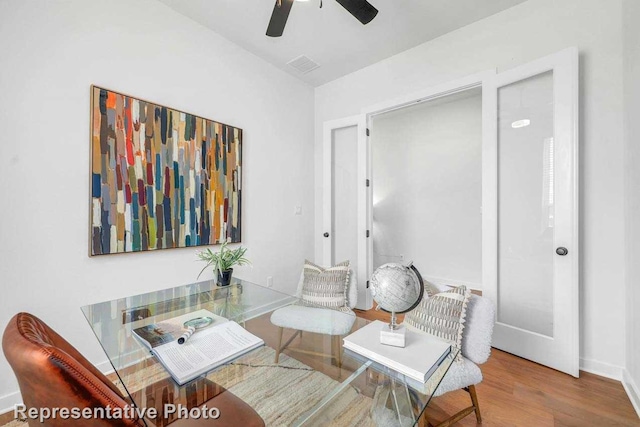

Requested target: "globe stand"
[
  {"left": 380, "top": 310, "right": 406, "bottom": 348},
  {"left": 371, "top": 262, "right": 425, "bottom": 349}
]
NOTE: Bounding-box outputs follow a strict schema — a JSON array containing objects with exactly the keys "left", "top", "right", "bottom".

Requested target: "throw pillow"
[
  {"left": 404, "top": 285, "right": 471, "bottom": 361},
  {"left": 300, "top": 260, "right": 351, "bottom": 312},
  {"left": 423, "top": 279, "right": 441, "bottom": 298}
]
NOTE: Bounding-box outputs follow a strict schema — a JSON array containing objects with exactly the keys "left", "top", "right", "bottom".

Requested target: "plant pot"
[{"left": 217, "top": 269, "right": 233, "bottom": 287}]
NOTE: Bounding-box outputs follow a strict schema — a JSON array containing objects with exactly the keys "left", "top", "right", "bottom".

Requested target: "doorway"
[
  {"left": 322, "top": 115, "right": 370, "bottom": 309},
  {"left": 322, "top": 48, "right": 579, "bottom": 377},
  {"left": 369, "top": 88, "right": 482, "bottom": 291}
]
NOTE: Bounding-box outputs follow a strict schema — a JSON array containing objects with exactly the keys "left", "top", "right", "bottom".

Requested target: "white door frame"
[
  {"left": 326, "top": 55, "right": 578, "bottom": 376},
  {"left": 322, "top": 114, "right": 370, "bottom": 309},
  {"left": 484, "top": 47, "right": 580, "bottom": 377},
  {"left": 359, "top": 70, "right": 496, "bottom": 296}
]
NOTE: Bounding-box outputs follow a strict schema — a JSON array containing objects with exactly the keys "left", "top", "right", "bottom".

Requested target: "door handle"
[
  {"left": 556, "top": 247, "right": 568, "bottom": 256},
  {"left": 323, "top": 232, "right": 330, "bottom": 238}
]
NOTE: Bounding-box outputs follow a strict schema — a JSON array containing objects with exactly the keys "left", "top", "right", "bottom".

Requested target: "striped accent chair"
[{"left": 407, "top": 284, "right": 495, "bottom": 427}]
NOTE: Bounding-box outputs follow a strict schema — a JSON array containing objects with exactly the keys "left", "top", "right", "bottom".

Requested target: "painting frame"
[{"left": 89, "top": 85, "right": 243, "bottom": 256}]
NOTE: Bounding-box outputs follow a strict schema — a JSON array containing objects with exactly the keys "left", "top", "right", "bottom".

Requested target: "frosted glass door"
[
  {"left": 331, "top": 126, "right": 359, "bottom": 269},
  {"left": 322, "top": 116, "right": 371, "bottom": 309},
  {"left": 484, "top": 48, "right": 579, "bottom": 377},
  {"left": 497, "top": 71, "right": 555, "bottom": 337}
]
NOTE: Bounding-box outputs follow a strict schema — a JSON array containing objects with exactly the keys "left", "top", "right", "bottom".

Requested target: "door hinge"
[
  {"left": 366, "top": 230, "right": 370, "bottom": 238},
  {"left": 366, "top": 280, "right": 370, "bottom": 289},
  {"left": 366, "top": 179, "right": 370, "bottom": 187},
  {"left": 366, "top": 128, "right": 370, "bottom": 136}
]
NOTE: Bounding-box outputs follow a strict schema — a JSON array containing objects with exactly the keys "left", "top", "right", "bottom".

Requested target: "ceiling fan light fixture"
[{"left": 267, "top": 0, "right": 378, "bottom": 37}]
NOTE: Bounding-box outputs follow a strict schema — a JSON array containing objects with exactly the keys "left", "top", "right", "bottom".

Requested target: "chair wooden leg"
[
  {"left": 433, "top": 407, "right": 476, "bottom": 427},
  {"left": 329, "top": 335, "right": 343, "bottom": 368},
  {"left": 468, "top": 384, "right": 482, "bottom": 423},
  {"left": 331, "top": 335, "right": 338, "bottom": 367},
  {"left": 432, "top": 386, "right": 482, "bottom": 427},
  {"left": 282, "top": 331, "right": 343, "bottom": 366},
  {"left": 275, "top": 327, "right": 284, "bottom": 363},
  {"left": 419, "top": 410, "right": 434, "bottom": 427},
  {"left": 276, "top": 330, "right": 305, "bottom": 362}
]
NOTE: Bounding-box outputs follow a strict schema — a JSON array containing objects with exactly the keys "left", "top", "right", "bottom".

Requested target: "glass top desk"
[{"left": 81, "top": 278, "right": 456, "bottom": 427}]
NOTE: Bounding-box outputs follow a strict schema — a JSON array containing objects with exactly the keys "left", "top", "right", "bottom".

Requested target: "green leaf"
[{"left": 195, "top": 242, "right": 251, "bottom": 279}]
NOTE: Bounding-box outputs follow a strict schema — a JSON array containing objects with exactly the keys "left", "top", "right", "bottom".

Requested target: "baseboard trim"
[
  {"left": 623, "top": 369, "right": 640, "bottom": 418},
  {"left": 579, "top": 358, "right": 623, "bottom": 381},
  {"left": 0, "top": 391, "right": 22, "bottom": 416}
]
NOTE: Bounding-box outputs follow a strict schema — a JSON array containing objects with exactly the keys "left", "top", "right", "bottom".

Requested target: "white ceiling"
[{"left": 156, "top": 0, "right": 528, "bottom": 87}]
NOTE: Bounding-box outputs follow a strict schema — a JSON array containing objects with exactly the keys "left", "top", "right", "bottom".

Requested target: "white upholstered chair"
[
  {"left": 270, "top": 269, "right": 358, "bottom": 367},
  {"left": 405, "top": 284, "right": 495, "bottom": 427}
]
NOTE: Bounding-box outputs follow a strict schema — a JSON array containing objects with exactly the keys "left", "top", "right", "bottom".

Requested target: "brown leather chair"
[{"left": 3, "top": 313, "right": 265, "bottom": 427}]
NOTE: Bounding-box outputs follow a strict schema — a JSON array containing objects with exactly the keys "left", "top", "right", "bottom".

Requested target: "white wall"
[
  {"left": 623, "top": 0, "right": 640, "bottom": 416},
  {"left": 0, "top": 0, "right": 314, "bottom": 411},
  {"left": 314, "top": 0, "right": 627, "bottom": 376},
  {"left": 370, "top": 90, "right": 482, "bottom": 289}
]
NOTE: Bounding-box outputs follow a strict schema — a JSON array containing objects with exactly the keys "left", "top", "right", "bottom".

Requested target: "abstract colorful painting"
[{"left": 90, "top": 86, "right": 242, "bottom": 256}]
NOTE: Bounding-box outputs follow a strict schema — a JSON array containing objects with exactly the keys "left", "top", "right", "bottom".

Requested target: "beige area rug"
[{"left": 2, "top": 347, "right": 408, "bottom": 427}]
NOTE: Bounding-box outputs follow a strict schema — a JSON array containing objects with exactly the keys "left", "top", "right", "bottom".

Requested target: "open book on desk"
[
  {"left": 133, "top": 310, "right": 264, "bottom": 385},
  {"left": 343, "top": 320, "right": 451, "bottom": 384}
]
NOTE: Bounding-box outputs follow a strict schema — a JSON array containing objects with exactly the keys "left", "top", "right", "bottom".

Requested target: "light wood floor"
[
  {"left": 355, "top": 309, "right": 640, "bottom": 427},
  {"left": 1, "top": 309, "right": 638, "bottom": 427}
]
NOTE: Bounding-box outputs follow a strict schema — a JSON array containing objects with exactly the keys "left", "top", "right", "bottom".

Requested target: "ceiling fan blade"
[
  {"left": 266, "top": 0, "right": 295, "bottom": 37},
  {"left": 335, "top": 0, "right": 378, "bottom": 25}
]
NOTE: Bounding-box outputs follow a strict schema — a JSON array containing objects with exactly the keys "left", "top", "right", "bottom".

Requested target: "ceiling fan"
[{"left": 266, "top": 0, "right": 378, "bottom": 37}]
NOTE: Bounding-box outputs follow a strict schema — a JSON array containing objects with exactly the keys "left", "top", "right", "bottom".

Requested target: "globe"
[{"left": 370, "top": 262, "right": 424, "bottom": 315}]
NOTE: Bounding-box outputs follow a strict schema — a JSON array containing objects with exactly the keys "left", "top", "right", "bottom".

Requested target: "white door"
[
  {"left": 483, "top": 48, "right": 580, "bottom": 376},
  {"left": 322, "top": 115, "right": 372, "bottom": 310}
]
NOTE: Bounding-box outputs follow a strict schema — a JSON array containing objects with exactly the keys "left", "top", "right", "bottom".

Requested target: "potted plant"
[{"left": 197, "top": 242, "right": 251, "bottom": 286}]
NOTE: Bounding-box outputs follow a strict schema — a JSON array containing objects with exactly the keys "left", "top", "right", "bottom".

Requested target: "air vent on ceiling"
[{"left": 287, "top": 55, "right": 320, "bottom": 74}]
